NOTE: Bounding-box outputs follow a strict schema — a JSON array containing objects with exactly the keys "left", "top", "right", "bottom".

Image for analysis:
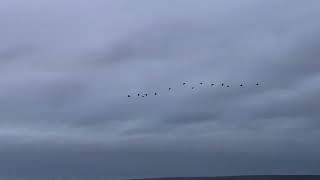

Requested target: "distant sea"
[{"left": 1, "top": 175, "right": 320, "bottom": 180}]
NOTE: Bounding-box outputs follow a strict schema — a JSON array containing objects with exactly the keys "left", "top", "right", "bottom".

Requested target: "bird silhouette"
[{"left": 127, "top": 81, "right": 260, "bottom": 98}]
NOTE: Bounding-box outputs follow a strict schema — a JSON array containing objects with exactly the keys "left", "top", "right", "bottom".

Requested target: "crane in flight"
[{"left": 128, "top": 82, "right": 261, "bottom": 98}]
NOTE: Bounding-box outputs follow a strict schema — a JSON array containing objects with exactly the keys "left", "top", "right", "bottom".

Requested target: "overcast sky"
[{"left": 1, "top": 0, "right": 320, "bottom": 179}]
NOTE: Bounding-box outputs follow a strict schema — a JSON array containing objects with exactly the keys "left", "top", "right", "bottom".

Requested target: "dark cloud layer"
[{"left": 1, "top": 0, "right": 320, "bottom": 179}]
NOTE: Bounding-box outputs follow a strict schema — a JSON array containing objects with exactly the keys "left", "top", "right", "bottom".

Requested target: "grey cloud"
[
  {"left": 0, "top": 0, "right": 320, "bottom": 179},
  {"left": 0, "top": 46, "right": 31, "bottom": 60},
  {"left": 163, "top": 111, "right": 220, "bottom": 125}
]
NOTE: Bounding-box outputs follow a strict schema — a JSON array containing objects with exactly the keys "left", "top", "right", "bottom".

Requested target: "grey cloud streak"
[{"left": 1, "top": 0, "right": 320, "bottom": 179}]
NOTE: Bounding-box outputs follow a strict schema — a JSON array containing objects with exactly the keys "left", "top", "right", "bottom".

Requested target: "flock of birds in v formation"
[{"left": 127, "top": 82, "right": 261, "bottom": 98}]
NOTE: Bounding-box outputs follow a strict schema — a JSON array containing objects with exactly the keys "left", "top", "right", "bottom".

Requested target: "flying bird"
[{"left": 128, "top": 81, "right": 259, "bottom": 99}]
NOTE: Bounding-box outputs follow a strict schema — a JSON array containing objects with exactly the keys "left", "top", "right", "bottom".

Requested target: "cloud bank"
[{"left": 0, "top": 0, "right": 320, "bottom": 179}]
